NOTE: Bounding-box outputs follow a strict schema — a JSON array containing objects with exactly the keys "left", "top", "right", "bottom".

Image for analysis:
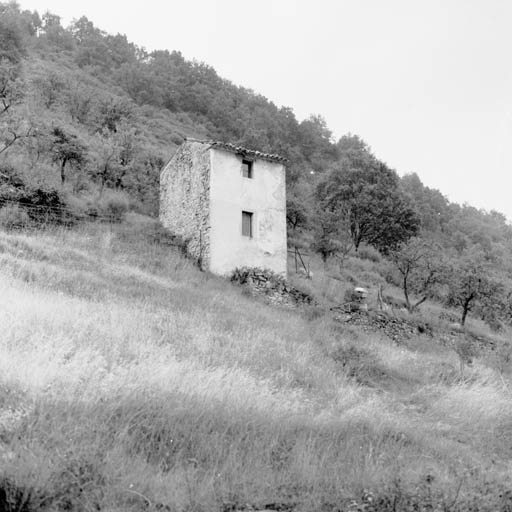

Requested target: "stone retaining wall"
[
  {"left": 332, "top": 309, "right": 432, "bottom": 343},
  {"left": 231, "top": 267, "right": 314, "bottom": 307}
]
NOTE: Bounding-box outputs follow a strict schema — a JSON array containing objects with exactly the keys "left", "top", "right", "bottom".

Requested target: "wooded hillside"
[{"left": 1, "top": 1, "right": 512, "bottom": 328}]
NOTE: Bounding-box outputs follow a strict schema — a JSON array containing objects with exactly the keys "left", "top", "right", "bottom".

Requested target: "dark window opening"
[
  {"left": 242, "top": 159, "right": 253, "bottom": 178},
  {"left": 242, "top": 211, "right": 253, "bottom": 238}
]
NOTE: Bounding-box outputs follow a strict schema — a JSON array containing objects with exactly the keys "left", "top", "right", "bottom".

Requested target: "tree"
[
  {"left": 65, "top": 83, "right": 95, "bottom": 124},
  {"left": 39, "top": 12, "right": 74, "bottom": 51},
  {"left": 90, "top": 126, "right": 140, "bottom": 193},
  {"left": 0, "top": 51, "right": 28, "bottom": 156},
  {"left": 0, "top": 112, "right": 32, "bottom": 157},
  {"left": 311, "top": 204, "right": 353, "bottom": 264},
  {"left": 286, "top": 180, "right": 311, "bottom": 233},
  {"left": 112, "top": 123, "right": 140, "bottom": 188},
  {"left": 0, "top": 61, "right": 22, "bottom": 112},
  {"left": 298, "top": 114, "right": 338, "bottom": 173},
  {"left": 92, "top": 131, "right": 120, "bottom": 193},
  {"left": 390, "top": 238, "right": 447, "bottom": 312},
  {"left": 317, "top": 137, "right": 419, "bottom": 253},
  {"left": 446, "top": 250, "right": 501, "bottom": 326},
  {"left": 0, "top": 3, "right": 28, "bottom": 64},
  {"left": 51, "top": 127, "right": 86, "bottom": 185},
  {"left": 401, "top": 173, "right": 451, "bottom": 233},
  {"left": 95, "top": 96, "right": 133, "bottom": 133},
  {"left": 34, "top": 70, "right": 66, "bottom": 109}
]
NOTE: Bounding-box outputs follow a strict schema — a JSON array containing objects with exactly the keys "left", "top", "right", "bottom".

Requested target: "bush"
[
  {"left": 330, "top": 343, "right": 386, "bottom": 384},
  {"left": 356, "top": 244, "right": 382, "bottom": 263},
  {"left": 171, "top": 133, "right": 184, "bottom": 145},
  {"left": 1, "top": 165, "right": 75, "bottom": 225},
  {"left": 0, "top": 204, "right": 30, "bottom": 230},
  {"left": 144, "top": 221, "right": 187, "bottom": 250},
  {"left": 95, "top": 190, "right": 130, "bottom": 222}
]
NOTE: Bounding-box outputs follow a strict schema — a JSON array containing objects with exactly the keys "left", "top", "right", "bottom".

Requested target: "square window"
[
  {"left": 242, "top": 159, "right": 253, "bottom": 178},
  {"left": 242, "top": 211, "right": 253, "bottom": 237}
]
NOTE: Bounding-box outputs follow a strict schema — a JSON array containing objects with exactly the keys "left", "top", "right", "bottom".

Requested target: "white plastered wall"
[{"left": 208, "top": 148, "right": 287, "bottom": 277}]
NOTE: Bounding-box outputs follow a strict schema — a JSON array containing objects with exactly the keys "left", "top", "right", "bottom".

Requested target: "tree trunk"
[
  {"left": 351, "top": 220, "right": 361, "bottom": 251},
  {"left": 461, "top": 295, "right": 474, "bottom": 326},
  {"left": 353, "top": 236, "right": 362, "bottom": 252},
  {"left": 412, "top": 296, "right": 428, "bottom": 312},
  {"left": 461, "top": 307, "right": 468, "bottom": 326},
  {"left": 60, "top": 159, "right": 67, "bottom": 185},
  {"left": 115, "top": 168, "right": 127, "bottom": 189},
  {"left": 403, "top": 275, "right": 412, "bottom": 311}
]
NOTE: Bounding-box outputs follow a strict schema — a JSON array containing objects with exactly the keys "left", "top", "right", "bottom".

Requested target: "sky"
[{"left": 17, "top": 0, "right": 512, "bottom": 220}]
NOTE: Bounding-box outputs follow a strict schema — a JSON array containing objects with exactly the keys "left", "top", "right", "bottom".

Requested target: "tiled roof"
[{"left": 185, "top": 138, "right": 288, "bottom": 164}]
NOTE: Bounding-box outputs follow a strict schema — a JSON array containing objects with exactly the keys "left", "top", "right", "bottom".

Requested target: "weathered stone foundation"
[{"left": 231, "top": 267, "right": 314, "bottom": 307}]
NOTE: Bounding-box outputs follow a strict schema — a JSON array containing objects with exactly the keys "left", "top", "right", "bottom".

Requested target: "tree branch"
[{"left": 0, "top": 125, "right": 33, "bottom": 155}]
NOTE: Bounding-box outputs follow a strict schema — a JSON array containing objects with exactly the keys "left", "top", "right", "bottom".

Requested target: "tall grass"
[{"left": 1, "top": 218, "right": 512, "bottom": 510}]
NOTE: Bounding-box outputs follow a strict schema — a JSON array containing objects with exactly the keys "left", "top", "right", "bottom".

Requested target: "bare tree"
[{"left": 390, "top": 238, "right": 446, "bottom": 312}]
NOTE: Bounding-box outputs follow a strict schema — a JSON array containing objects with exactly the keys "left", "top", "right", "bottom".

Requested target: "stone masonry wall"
[
  {"left": 231, "top": 267, "right": 314, "bottom": 307},
  {"left": 160, "top": 142, "right": 211, "bottom": 269}
]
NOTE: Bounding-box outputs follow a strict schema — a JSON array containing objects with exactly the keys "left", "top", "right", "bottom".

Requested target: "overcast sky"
[{"left": 19, "top": 0, "right": 512, "bottom": 220}]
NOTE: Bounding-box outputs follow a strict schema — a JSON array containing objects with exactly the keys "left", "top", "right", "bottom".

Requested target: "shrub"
[
  {"left": 144, "top": 221, "right": 187, "bottom": 250},
  {"left": 330, "top": 343, "right": 385, "bottom": 384},
  {"left": 356, "top": 244, "right": 382, "bottom": 263},
  {"left": 0, "top": 167, "right": 23, "bottom": 202},
  {"left": 0, "top": 204, "right": 30, "bottom": 230},
  {"left": 61, "top": 194, "right": 89, "bottom": 220},
  {"left": 1, "top": 165, "right": 74, "bottom": 225},
  {"left": 95, "top": 190, "right": 130, "bottom": 222},
  {"left": 482, "top": 338, "right": 512, "bottom": 374},
  {"left": 23, "top": 188, "right": 72, "bottom": 225},
  {"left": 171, "top": 133, "right": 184, "bottom": 145}
]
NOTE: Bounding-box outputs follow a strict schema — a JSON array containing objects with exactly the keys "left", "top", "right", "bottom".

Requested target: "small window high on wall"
[
  {"left": 242, "top": 159, "right": 253, "bottom": 178},
  {"left": 242, "top": 211, "right": 253, "bottom": 237}
]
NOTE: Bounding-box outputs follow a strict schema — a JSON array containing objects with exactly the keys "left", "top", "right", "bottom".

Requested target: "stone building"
[{"left": 160, "top": 139, "right": 287, "bottom": 277}]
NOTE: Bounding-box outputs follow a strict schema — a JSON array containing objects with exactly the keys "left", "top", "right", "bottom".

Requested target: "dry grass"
[{"left": 1, "top": 217, "right": 512, "bottom": 511}]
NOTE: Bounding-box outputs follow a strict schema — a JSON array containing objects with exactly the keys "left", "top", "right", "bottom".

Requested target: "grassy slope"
[{"left": 1, "top": 218, "right": 512, "bottom": 511}]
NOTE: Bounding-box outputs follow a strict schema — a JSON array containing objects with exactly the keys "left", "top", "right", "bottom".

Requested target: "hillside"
[
  {"left": 1, "top": 217, "right": 512, "bottom": 511},
  {"left": 3, "top": 4, "right": 512, "bottom": 509},
  {"left": 2, "top": 2, "right": 512, "bottom": 332}
]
